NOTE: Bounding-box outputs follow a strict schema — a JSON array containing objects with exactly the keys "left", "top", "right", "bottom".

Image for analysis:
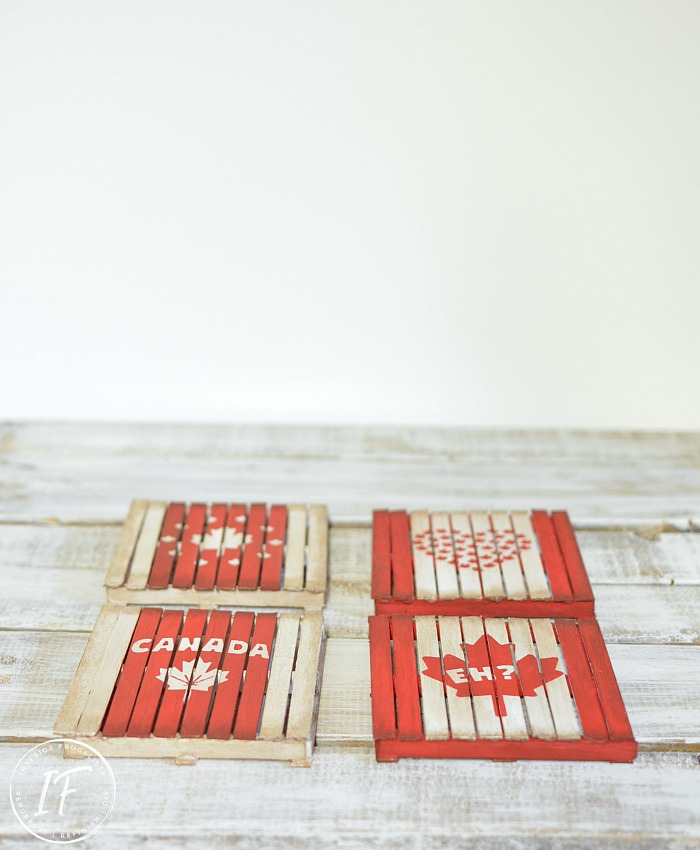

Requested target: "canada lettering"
[{"left": 131, "top": 637, "right": 270, "bottom": 658}]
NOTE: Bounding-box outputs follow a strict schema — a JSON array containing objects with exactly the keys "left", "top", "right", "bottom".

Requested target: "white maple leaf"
[{"left": 156, "top": 660, "right": 229, "bottom": 692}]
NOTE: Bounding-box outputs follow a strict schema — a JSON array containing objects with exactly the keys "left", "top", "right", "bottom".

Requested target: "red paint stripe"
[
  {"left": 233, "top": 613, "right": 277, "bottom": 739},
  {"left": 127, "top": 610, "right": 183, "bottom": 737},
  {"left": 172, "top": 503, "right": 207, "bottom": 589},
  {"left": 259, "top": 504, "right": 287, "bottom": 591},
  {"left": 195, "top": 503, "right": 227, "bottom": 591},
  {"left": 552, "top": 512, "right": 595, "bottom": 604},
  {"left": 390, "top": 616, "right": 423, "bottom": 740},
  {"left": 237, "top": 503, "right": 267, "bottom": 589},
  {"left": 368, "top": 616, "right": 397, "bottom": 740},
  {"left": 371, "top": 511, "right": 392, "bottom": 602},
  {"left": 179, "top": 610, "right": 232, "bottom": 738},
  {"left": 153, "top": 609, "right": 209, "bottom": 738},
  {"left": 101, "top": 608, "right": 162, "bottom": 737},
  {"left": 147, "top": 504, "right": 185, "bottom": 589},
  {"left": 578, "top": 618, "right": 635, "bottom": 742},
  {"left": 206, "top": 612, "right": 255, "bottom": 739},
  {"left": 555, "top": 620, "right": 608, "bottom": 741},
  {"left": 217, "top": 504, "right": 247, "bottom": 589},
  {"left": 531, "top": 511, "right": 573, "bottom": 602},
  {"left": 391, "top": 511, "right": 415, "bottom": 603}
]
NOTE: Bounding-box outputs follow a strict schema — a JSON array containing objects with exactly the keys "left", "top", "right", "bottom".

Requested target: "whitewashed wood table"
[{"left": 1, "top": 422, "right": 699, "bottom": 848}]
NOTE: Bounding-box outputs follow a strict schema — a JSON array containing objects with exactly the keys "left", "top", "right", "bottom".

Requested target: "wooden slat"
[
  {"left": 507, "top": 617, "right": 556, "bottom": 741},
  {"left": 556, "top": 619, "right": 608, "bottom": 741},
  {"left": 306, "top": 504, "right": 328, "bottom": 593},
  {"left": 491, "top": 511, "right": 528, "bottom": 599},
  {"left": 530, "top": 618, "right": 580, "bottom": 740},
  {"left": 510, "top": 511, "right": 551, "bottom": 600},
  {"left": 531, "top": 511, "right": 573, "bottom": 602},
  {"left": 217, "top": 504, "right": 247, "bottom": 590},
  {"left": 259, "top": 613, "right": 300, "bottom": 739},
  {"left": 55, "top": 604, "right": 122, "bottom": 735},
  {"left": 125, "top": 501, "right": 167, "bottom": 590},
  {"left": 171, "top": 503, "right": 207, "bottom": 589},
  {"left": 371, "top": 510, "right": 392, "bottom": 601},
  {"left": 470, "top": 511, "right": 505, "bottom": 600},
  {"left": 390, "top": 511, "right": 415, "bottom": 602},
  {"left": 194, "top": 503, "right": 226, "bottom": 591},
  {"left": 104, "top": 499, "right": 148, "bottom": 588},
  {"left": 101, "top": 608, "right": 162, "bottom": 737},
  {"left": 450, "top": 511, "right": 483, "bottom": 599},
  {"left": 410, "top": 510, "right": 438, "bottom": 601},
  {"left": 483, "top": 617, "right": 529, "bottom": 740},
  {"left": 233, "top": 613, "right": 277, "bottom": 739},
  {"left": 436, "top": 616, "right": 476, "bottom": 739},
  {"left": 286, "top": 612, "right": 324, "bottom": 740},
  {"left": 460, "top": 616, "right": 502, "bottom": 739},
  {"left": 415, "top": 616, "right": 449, "bottom": 740},
  {"left": 259, "top": 504, "right": 288, "bottom": 591},
  {"left": 76, "top": 606, "right": 141, "bottom": 735},
  {"left": 552, "top": 511, "right": 595, "bottom": 602},
  {"left": 390, "top": 616, "right": 423, "bottom": 740},
  {"left": 207, "top": 612, "right": 255, "bottom": 739},
  {"left": 430, "top": 512, "right": 460, "bottom": 600},
  {"left": 282, "top": 504, "right": 307, "bottom": 591},
  {"left": 147, "top": 502, "right": 185, "bottom": 589},
  {"left": 367, "top": 616, "right": 397, "bottom": 741},
  {"left": 237, "top": 503, "right": 267, "bottom": 589}
]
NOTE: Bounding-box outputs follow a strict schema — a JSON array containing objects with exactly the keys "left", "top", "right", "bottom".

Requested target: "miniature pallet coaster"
[
  {"left": 55, "top": 604, "right": 325, "bottom": 765},
  {"left": 372, "top": 509, "right": 594, "bottom": 617},
  {"left": 368, "top": 614, "right": 636, "bottom": 763},
  {"left": 105, "top": 501, "right": 328, "bottom": 610}
]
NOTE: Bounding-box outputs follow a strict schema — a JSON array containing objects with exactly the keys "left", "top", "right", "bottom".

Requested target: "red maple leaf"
[{"left": 421, "top": 634, "right": 564, "bottom": 717}]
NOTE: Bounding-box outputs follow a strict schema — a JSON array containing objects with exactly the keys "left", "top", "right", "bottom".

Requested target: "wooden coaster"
[
  {"left": 372, "top": 510, "right": 594, "bottom": 617},
  {"left": 105, "top": 501, "right": 327, "bottom": 611},
  {"left": 369, "top": 614, "right": 636, "bottom": 763},
  {"left": 55, "top": 604, "right": 325, "bottom": 765}
]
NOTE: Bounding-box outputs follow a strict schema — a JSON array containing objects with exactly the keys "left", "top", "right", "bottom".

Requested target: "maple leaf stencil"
[{"left": 156, "top": 660, "right": 229, "bottom": 692}]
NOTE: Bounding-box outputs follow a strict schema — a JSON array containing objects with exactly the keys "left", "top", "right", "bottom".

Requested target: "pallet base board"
[
  {"left": 374, "top": 599, "right": 594, "bottom": 618},
  {"left": 106, "top": 586, "right": 324, "bottom": 612},
  {"left": 375, "top": 739, "right": 637, "bottom": 763}
]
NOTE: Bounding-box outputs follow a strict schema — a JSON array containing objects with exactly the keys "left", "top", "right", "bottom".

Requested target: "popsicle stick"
[
  {"left": 484, "top": 618, "right": 528, "bottom": 740},
  {"left": 147, "top": 503, "right": 185, "bottom": 589},
  {"left": 461, "top": 616, "right": 502, "bottom": 740},
  {"left": 507, "top": 617, "right": 556, "bottom": 741},
  {"left": 101, "top": 608, "right": 162, "bottom": 737},
  {"left": 127, "top": 610, "right": 184, "bottom": 737},
  {"left": 552, "top": 511, "right": 595, "bottom": 603},
  {"left": 125, "top": 501, "right": 166, "bottom": 590},
  {"left": 171, "top": 503, "right": 207, "bottom": 589},
  {"left": 259, "top": 504, "right": 288, "bottom": 591},
  {"left": 286, "top": 612, "right": 324, "bottom": 741},
  {"left": 233, "top": 613, "right": 277, "bottom": 739},
  {"left": 555, "top": 619, "right": 608, "bottom": 741},
  {"left": 530, "top": 618, "right": 580, "bottom": 740},
  {"left": 368, "top": 616, "right": 397, "bottom": 741},
  {"left": 391, "top": 616, "right": 423, "bottom": 740},
  {"left": 283, "top": 504, "right": 307, "bottom": 591},
  {"left": 305, "top": 505, "right": 328, "bottom": 593},
  {"left": 430, "top": 512, "right": 460, "bottom": 600},
  {"left": 470, "top": 511, "right": 505, "bottom": 600},
  {"left": 415, "top": 617, "right": 449, "bottom": 740},
  {"left": 491, "top": 511, "right": 527, "bottom": 600},
  {"left": 217, "top": 504, "right": 247, "bottom": 590},
  {"left": 237, "top": 503, "right": 267, "bottom": 590},
  {"left": 372, "top": 511, "right": 392, "bottom": 602},
  {"left": 259, "top": 614, "right": 300, "bottom": 739},
  {"left": 77, "top": 606, "right": 141, "bottom": 735},
  {"left": 578, "top": 618, "right": 635, "bottom": 742},
  {"left": 194, "top": 503, "right": 226, "bottom": 591},
  {"left": 450, "top": 512, "right": 483, "bottom": 599},
  {"left": 105, "top": 500, "right": 148, "bottom": 588},
  {"left": 390, "top": 511, "right": 415, "bottom": 603},
  {"left": 153, "top": 609, "right": 209, "bottom": 737},
  {"left": 410, "top": 511, "right": 438, "bottom": 602},
  {"left": 437, "top": 616, "right": 476, "bottom": 739},
  {"left": 531, "top": 512, "right": 573, "bottom": 602},
  {"left": 207, "top": 612, "right": 255, "bottom": 739},
  {"left": 179, "top": 610, "right": 232, "bottom": 738},
  {"left": 511, "top": 511, "right": 551, "bottom": 600}
]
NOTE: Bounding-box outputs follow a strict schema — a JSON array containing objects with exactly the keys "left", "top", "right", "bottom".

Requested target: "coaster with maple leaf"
[{"left": 368, "top": 614, "right": 636, "bottom": 762}]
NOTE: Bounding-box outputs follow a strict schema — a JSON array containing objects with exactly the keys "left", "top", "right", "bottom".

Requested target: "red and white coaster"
[
  {"left": 372, "top": 510, "right": 594, "bottom": 617},
  {"left": 105, "top": 501, "right": 327, "bottom": 610},
  {"left": 369, "top": 614, "right": 636, "bottom": 762},
  {"left": 55, "top": 605, "right": 325, "bottom": 765}
]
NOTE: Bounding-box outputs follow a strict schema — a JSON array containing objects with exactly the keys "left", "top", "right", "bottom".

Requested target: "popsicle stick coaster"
[
  {"left": 372, "top": 509, "right": 594, "bottom": 617},
  {"left": 55, "top": 605, "right": 325, "bottom": 765},
  {"left": 368, "top": 614, "right": 636, "bottom": 763},
  {"left": 105, "top": 501, "right": 328, "bottom": 611}
]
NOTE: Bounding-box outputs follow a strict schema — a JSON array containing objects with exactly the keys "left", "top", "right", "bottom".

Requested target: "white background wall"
[{"left": 1, "top": 1, "right": 699, "bottom": 430}]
